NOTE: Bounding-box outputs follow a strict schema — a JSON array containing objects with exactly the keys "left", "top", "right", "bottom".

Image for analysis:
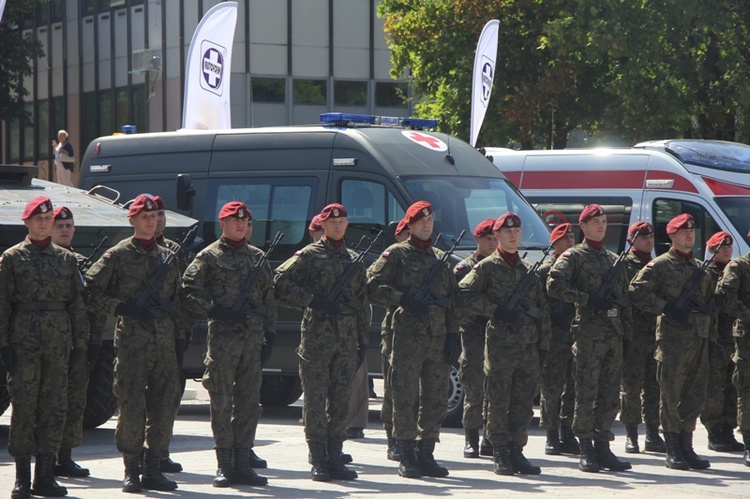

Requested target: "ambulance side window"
[
  {"left": 652, "top": 199, "right": 719, "bottom": 257},
  {"left": 340, "top": 178, "right": 404, "bottom": 252}
]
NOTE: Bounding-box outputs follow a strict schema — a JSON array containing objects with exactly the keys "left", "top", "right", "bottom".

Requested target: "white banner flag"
[
  {"left": 0, "top": 0, "right": 7, "bottom": 24},
  {"left": 182, "top": 2, "right": 238, "bottom": 129},
  {"left": 469, "top": 20, "right": 499, "bottom": 147}
]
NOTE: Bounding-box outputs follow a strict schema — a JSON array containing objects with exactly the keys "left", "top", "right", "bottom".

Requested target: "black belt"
[{"left": 15, "top": 301, "right": 67, "bottom": 312}]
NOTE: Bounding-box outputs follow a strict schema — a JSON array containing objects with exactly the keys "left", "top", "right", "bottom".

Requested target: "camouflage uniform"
[
  {"left": 274, "top": 238, "right": 369, "bottom": 444},
  {"left": 182, "top": 236, "right": 276, "bottom": 449},
  {"left": 458, "top": 251, "right": 550, "bottom": 449},
  {"left": 378, "top": 309, "right": 395, "bottom": 439},
  {"left": 0, "top": 238, "right": 89, "bottom": 459},
  {"left": 84, "top": 237, "right": 182, "bottom": 460}
]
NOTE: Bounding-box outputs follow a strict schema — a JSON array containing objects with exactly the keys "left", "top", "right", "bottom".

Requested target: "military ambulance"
[
  {"left": 487, "top": 139, "right": 750, "bottom": 258},
  {"left": 78, "top": 113, "right": 552, "bottom": 426}
]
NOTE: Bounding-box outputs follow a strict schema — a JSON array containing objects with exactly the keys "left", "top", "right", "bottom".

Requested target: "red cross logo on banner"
[{"left": 402, "top": 131, "right": 448, "bottom": 152}]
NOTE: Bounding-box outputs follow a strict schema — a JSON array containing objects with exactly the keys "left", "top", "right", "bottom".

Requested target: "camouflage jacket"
[
  {"left": 274, "top": 238, "right": 369, "bottom": 345},
  {"left": 0, "top": 238, "right": 89, "bottom": 349},
  {"left": 629, "top": 248, "right": 716, "bottom": 342},
  {"left": 454, "top": 251, "right": 486, "bottom": 336},
  {"left": 458, "top": 250, "right": 551, "bottom": 350},
  {"left": 547, "top": 240, "right": 632, "bottom": 339},
  {"left": 538, "top": 255, "right": 574, "bottom": 342},
  {"left": 707, "top": 261, "right": 733, "bottom": 344},
  {"left": 182, "top": 237, "right": 277, "bottom": 335},
  {"left": 367, "top": 238, "right": 460, "bottom": 336},
  {"left": 624, "top": 251, "right": 657, "bottom": 340},
  {"left": 84, "top": 236, "right": 183, "bottom": 345},
  {"left": 716, "top": 253, "right": 750, "bottom": 347}
]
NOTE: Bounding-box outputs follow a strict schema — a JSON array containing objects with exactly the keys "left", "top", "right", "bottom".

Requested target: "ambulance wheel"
[
  {"left": 83, "top": 343, "right": 118, "bottom": 429},
  {"left": 442, "top": 364, "right": 464, "bottom": 428}
]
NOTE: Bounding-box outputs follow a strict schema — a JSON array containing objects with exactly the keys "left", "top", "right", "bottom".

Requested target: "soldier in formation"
[
  {"left": 274, "top": 203, "right": 368, "bottom": 482},
  {"left": 1, "top": 197, "right": 89, "bottom": 498},
  {"left": 182, "top": 201, "right": 276, "bottom": 487}
]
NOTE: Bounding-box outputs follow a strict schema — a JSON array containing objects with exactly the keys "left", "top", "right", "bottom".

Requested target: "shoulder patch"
[
  {"left": 382, "top": 251, "right": 390, "bottom": 257},
  {"left": 0, "top": 257, "right": 3, "bottom": 263},
  {"left": 103, "top": 252, "right": 111, "bottom": 259},
  {"left": 456, "top": 264, "right": 464, "bottom": 270},
  {"left": 647, "top": 262, "right": 655, "bottom": 267},
  {"left": 295, "top": 250, "right": 303, "bottom": 256},
  {"left": 562, "top": 251, "right": 572, "bottom": 257},
  {"left": 730, "top": 262, "right": 739, "bottom": 268},
  {"left": 472, "top": 264, "right": 479, "bottom": 270},
  {"left": 196, "top": 252, "right": 203, "bottom": 258}
]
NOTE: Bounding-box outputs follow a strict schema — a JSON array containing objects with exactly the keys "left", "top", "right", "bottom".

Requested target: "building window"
[
  {"left": 23, "top": 103, "right": 34, "bottom": 162},
  {"left": 252, "top": 77, "right": 285, "bottom": 103},
  {"left": 37, "top": 100, "right": 49, "bottom": 157},
  {"left": 9, "top": 119, "right": 20, "bottom": 163},
  {"left": 334, "top": 80, "right": 367, "bottom": 107},
  {"left": 375, "top": 82, "right": 408, "bottom": 108},
  {"left": 293, "top": 79, "right": 327, "bottom": 106}
]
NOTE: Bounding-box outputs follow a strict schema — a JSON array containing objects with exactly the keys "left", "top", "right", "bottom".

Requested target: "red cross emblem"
[{"left": 402, "top": 131, "right": 447, "bottom": 152}]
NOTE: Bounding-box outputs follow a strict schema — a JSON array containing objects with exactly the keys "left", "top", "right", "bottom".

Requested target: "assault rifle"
[
  {"left": 134, "top": 224, "right": 199, "bottom": 315},
  {"left": 230, "top": 231, "right": 284, "bottom": 317},
  {"left": 325, "top": 230, "right": 383, "bottom": 312},
  {"left": 411, "top": 230, "right": 466, "bottom": 309},
  {"left": 78, "top": 235, "right": 108, "bottom": 273},
  {"left": 503, "top": 243, "right": 555, "bottom": 319},
  {"left": 669, "top": 238, "right": 727, "bottom": 318},
  {"left": 590, "top": 228, "right": 642, "bottom": 309}
]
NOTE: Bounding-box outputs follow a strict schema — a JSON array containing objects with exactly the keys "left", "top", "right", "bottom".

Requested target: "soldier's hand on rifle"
[
  {"left": 309, "top": 296, "right": 341, "bottom": 316},
  {"left": 443, "top": 333, "right": 461, "bottom": 365},
  {"left": 69, "top": 347, "right": 82, "bottom": 375},
  {"left": 587, "top": 295, "right": 612, "bottom": 312},
  {"left": 87, "top": 342, "right": 101, "bottom": 370},
  {"left": 493, "top": 304, "right": 517, "bottom": 323},
  {"left": 207, "top": 306, "right": 247, "bottom": 324},
  {"left": 356, "top": 343, "right": 367, "bottom": 368},
  {"left": 399, "top": 294, "right": 428, "bottom": 316},
  {"left": 0, "top": 346, "right": 16, "bottom": 376},
  {"left": 662, "top": 302, "right": 683, "bottom": 321},
  {"left": 115, "top": 302, "right": 155, "bottom": 322},
  {"left": 261, "top": 331, "right": 276, "bottom": 367}
]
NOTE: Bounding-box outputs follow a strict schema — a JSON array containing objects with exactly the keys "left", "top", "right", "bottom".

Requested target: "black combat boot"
[
  {"left": 327, "top": 440, "right": 357, "bottom": 480},
  {"left": 308, "top": 450, "right": 352, "bottom": 464},
  {"left": 159, "top": 455, "right": 183, "bottom": 473},
  {"left": 31, "top": 454, "right": 67, "bottom": 497},
  {"left": 594, "top": 440, "right": 632, "bottom": 471},
  {"left": 509, "top": 443, "right": 541, "bottom": 475},
  {"left": 121, "top": 455, "right": 142, "bottom": 493},
  {"left": 55, "top": 447, "right": 90, "bottom": 478},
  {"left": 386, "top": 437, "right": 401, "bottom": 461},
  {"left": 397, "top": 440, "right": 421, "bottom": 478},
  {"left": 743, "top": 433, "right": 750, "bottom": 467},
  {"left": 141, "top": 450, "right": 178, "bottom": 491},
  {"left": 560, "top": 426, "right": 580, "bottom": 455},
  {"left": 707, "top": 425, "right": 732, "bottom": 452},
  {"left": 644, "top": 424, "right": 666, "bottom": 453},
  {"left": 492, "top": 444, "right": 514, "bottom": 476},
  {"left": 416, "top": 439, "right": 449, "bottom": 477},
  {"left": 479, "top": 435, "right": 494, "bottom": 456},
  {"left": 624, "top": 425, "right": 639, "bottom": 454},
  {"left": 232, "top": 448, "right": 268, "bottom": 485},
  {"left": 247, "top": 448, "right": 268, "bottom": 468},
  {"left": 212, "top": 448, "right": 232, "bottom": 488},
  {"left": 545, "top": 427, "right": 561, "bottom": 455},
  {"left": 578, "top": 438, "right": 600, "bottom": 473},
  {"left": 680, "top": 432, "right": 710, "bottom": 469},
  {"left": 664, "top": 432, "right": 689, "bottom": 470},
  {"left": 722, "top": 424, "right": 744, "bottom": 452},
  {"left": 464, "top": 428, "right": 480, "bottom": 458},
  {"left": 11, "top": 457, "right": 31, "bottom": 499},
  {"left": 308, "top": 442, "right": 331, "bottom": 482}
]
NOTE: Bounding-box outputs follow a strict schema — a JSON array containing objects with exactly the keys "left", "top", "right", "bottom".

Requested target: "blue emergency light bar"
[{"left": 320, "top": 112, "right": 437, "bottom": 130}]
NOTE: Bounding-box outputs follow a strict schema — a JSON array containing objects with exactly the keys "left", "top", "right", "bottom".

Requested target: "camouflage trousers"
[
  {"left": 391, "top": 333, "right": 449, "bottom": 441},
  {"left": 203, "top": 330, "right": 263, "bottom": 448},
  {"left": 620, "top": 329, "right": 660, "bottom": 427},
  {"left": 701, "top": 338, "right": 738, "bottom": 430},
  {"left": 298, "top": 336, "right": 358, "bottom": 444},
  {"left": 113, "top": 334, "right": 179, "bottom": 459},
  {"left": 381, "top": 332, "right": 394, "bottom": 437},
  {"left": 655, "top": 335, "right": 708, "bottom": 434},
  {"left": 7, "top": 341, "right": 70, "bottom": 458},
  {"left": 459, "top": 331, "right": 488, "bottom": 430},
  {"left": 539, "top": 335, "right": 575, "bottom": 430},
  {"left": 733, "top": 335, "right": 750, "bottom": 433},
  {"left": 572, "top": 333, "right": 623, "bottom": 442},
  {"left": 61, "top": 343, "right": 90, "bottom": 450},
  {"left": 485, "top": 343, "right": 540, "bottom": 447}
]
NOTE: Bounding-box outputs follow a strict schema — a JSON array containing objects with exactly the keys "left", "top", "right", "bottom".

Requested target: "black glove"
[
  {"left": 622, "top": 338, "right": 633, "bottom": 360},
  {"left": 309, "top": 296, "right": 341, "bottom": 316},
  {"left": 538, "top": 349, "right": 548, "bottom": 371},
  {"left": 493, "top": 305, "right": 517, "bottom": 323},
  {"left": 356, "top": 343, "right": 367, "bottom": 368},
  {"left": 69, "top": 347, "right": 82, "bottom": 375},
  {"left": 399, "top": 294, "right": 428, "bottom": 316},
  {"left": 175, "top": 338, "right": 185, "bottom": 368},
  {"left": 587, "top": 294, "right": 612, "bottom": 312},
  {"left": 663, "top": 302, "right": 683, "bottom": 320},
  {"left": 444, "top": 333, "right": 461, "bottom": 365},
  {"left": 260, "top": 331, "right": 276, "bottom": 367},
  {"left": 0, "top": 346, "right": 16, "bottom": 376},
  {"left": 115, "top": 302, "right": 155, "bottom": 322},
  {"left": 207, "top": 306, "right": 247, "bottom": 323},
  {"left": 87, "top": 343, "right": 101, "bottom": 370}
]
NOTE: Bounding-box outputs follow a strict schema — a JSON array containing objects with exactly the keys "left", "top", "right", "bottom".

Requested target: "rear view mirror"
[{"left": 176, "top": 174, "right": 195, "bottom": 211}]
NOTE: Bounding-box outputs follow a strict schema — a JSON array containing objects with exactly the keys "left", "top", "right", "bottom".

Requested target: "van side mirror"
[{"left": 176, "top": 174, "right": 195, "bottom": 211}]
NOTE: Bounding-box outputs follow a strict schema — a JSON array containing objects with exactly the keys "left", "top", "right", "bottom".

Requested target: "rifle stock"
[
  {"left": 504, "top": 243, "right": 554, "bottom": 319},
  {"left": 670, "top": 238, "right": 726, "bottom": 317},
  {"left": 325, "top": 230, "right": 383, "bottom": 311},
  {"left": 78, "top": 235, "right": 109, "bottom": 273},
  {"left": 591, "top": 229, "right": 641, "bottom": 309},
  {"left": 411, "top": 230, "right": 466, "bottom": 309},
  {"left": 230, "top": 231, "right": 284, "bottom": 317}
]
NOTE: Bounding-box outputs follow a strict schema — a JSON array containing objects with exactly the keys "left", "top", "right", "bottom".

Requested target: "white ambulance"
[{"left": 486, "top": 139, "right": 750, "bottom": 258}]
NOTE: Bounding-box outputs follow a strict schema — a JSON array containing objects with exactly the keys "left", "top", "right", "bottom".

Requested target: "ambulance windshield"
[
  {"left": 403, "top": 176, "right": 551, "bottom": 250},
  {"left": 715, "top": 197, "right": 750, "bottom": 245}
]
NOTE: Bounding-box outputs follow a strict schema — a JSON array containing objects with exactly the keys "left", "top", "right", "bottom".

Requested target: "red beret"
[
  {"left": 628, "top": 221, "right": 654, "bottom": 237},
  {"left": 666, "top": 213, "right": 695, "bottom": 235},
  {"left": 404, "top": 201, "right": 432, "bottom": 225},
  {"left": 473, "top": 218, "right": 495, "bottom": 238},
  {"left": 549, "top": 223, "right": 573, "bottom": 243},
  {"left": 308, "top": 215, "right": 323, "bottom": 233},
  {"left": 22, "top": 196, "right": 54, "bottom": 220},
  {"left": 54, "top": 206, "right": 74, "bottom": 221},
  {"left": 578, "top": 204, "right": 605, "bottom": 224},
  {"left": 494, "top": 212, "right": 522, "bottom": 231},
  {"left": 127, "top": 194, "right": 158, "bottom": 217},
  {"left": 319, "top": 203, "right": 347, "bottom": 221},
  {"left": 219, "top": 201, "right": 251, "bottom": 220},
  {"left": 707, "top": 231, "right": 732, "bottom": 248},
  {"left": 152, "top": 195, "right": 166, "bottom": 210},
  {"left": 395, "top": 218, "right": 408, "bottom": 236}
]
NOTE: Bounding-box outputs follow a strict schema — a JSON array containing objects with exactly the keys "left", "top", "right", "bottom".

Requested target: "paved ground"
[{"left": 1, "top": 379, "right": 747, "bottom": 498}]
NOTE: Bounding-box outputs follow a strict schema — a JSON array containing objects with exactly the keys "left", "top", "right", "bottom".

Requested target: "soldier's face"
[
  {"left": 220, "top": 216, "right": 249, "bottom": 242},
  {"left": 580, "top": 215, "right": 607, "bottom": 242},
  {"left": 497, "top": 227, "right": 521, "bottom": 252},
  {"left": 24, "top": 212, "right": 54, "bottom": 240},
  {"left": 712, "top": 243, "right": 733, "bottom": 264},
  {"left": 475, "top": 232, "right": 499, "bottom": 257},
  {"left": 156, "top": 210, "right": 167, "bottom": 235},
  {"left": 632, "top": 233, "right": 654, "bottom": 253},
  {"left": 129, "top": 211, "right": 158, "bottom": 239},
  {"left": 322, "top": 217, "right": 349, "bottom": 240},
  {"left": 553, "top": 232, "right": 575, "bottom": 254},
  {"left": 409, "top": 215, "right": 434, "bottom": 241},
  {"left": 670, "top": 228, "right": 695, "bottom": 252},
  {"left": 52, "top": 219, "right": 76, "bottom": 247}
]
